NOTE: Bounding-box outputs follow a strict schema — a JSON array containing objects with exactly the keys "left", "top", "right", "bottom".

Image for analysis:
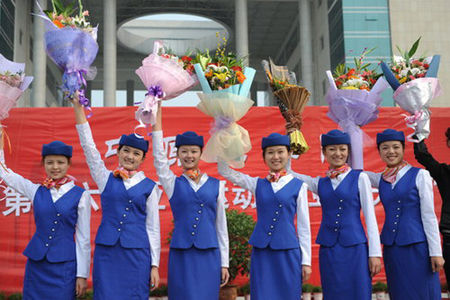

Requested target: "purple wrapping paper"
[{"left": 325, "top": 71, "right": 389, "bottom": 169}]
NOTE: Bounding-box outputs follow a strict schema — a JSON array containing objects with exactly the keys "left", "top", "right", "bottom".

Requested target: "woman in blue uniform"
[
  {"left": 152, "top": 104, "right": 229, "bottom": 300},
  {"left": 288, "top": 129, "right": 382, "bottom": 300},
  {"left": 218, "top": 133, "right": 312, "bottom": 300},
  {"left": 72, "top": 98, "right": 161, "bottom": 300},
  {"left": 365, "top": 129, "right": 444, "bottom": 300},
  {"left": 0, "top": 135, "right": 91, "bottom": 300}
]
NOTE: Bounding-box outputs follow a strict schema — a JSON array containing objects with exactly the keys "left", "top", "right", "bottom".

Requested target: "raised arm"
[
  {"left": 152, "top": 104, "right": 177, "bottom": 198},
  {"left": 72, "top": 99, "right": 110, "bottom": 192},
  {"left": 414, "top": 140, "right": 449, "bottom": 181},
  {"left": 217, "top": 161, "right": 258, "bottom": 194}
]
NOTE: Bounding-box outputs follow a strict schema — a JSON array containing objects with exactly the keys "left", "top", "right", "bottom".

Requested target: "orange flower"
[
  {"left": 236, "top": 71, "right": 246, "bottom": 84},
  {"left": 53, "top": 19, "right": 64, "bottom": 28},
  {"left": 205, "top": 69, "right": 213, "bottom": 78}
]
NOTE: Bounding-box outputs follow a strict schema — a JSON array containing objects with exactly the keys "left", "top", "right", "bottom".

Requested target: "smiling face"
[
  {"left": 263, "top": 145, "right": 290, "bottom": 172},
  {"left": 43, "top": 155, "right": 70, "bottom": 180},
  {"left": 322, "top": 144, "right": 349, "bottom": 169},
  {"left": 117, "top": 145, "right": 145, "bottom": 171},
  {"left": 177, "top": 145, "right": 202, "bottom": 170},
  {"left": 378, "top": 140, "right": 405, "bottom": 168}
]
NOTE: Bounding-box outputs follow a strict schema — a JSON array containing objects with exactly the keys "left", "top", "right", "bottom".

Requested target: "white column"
[
  {"left": 31, "top": 0, "right": 47, "bottom": 107},
  {"left": 299, "top": 0, "right": 314, "bottom": 104},
  {"left": 103, "top": 0, "right": 117, "bottom": 107},
  {"left": 235, "top": 0, "right": 249, "bottom": 66}
]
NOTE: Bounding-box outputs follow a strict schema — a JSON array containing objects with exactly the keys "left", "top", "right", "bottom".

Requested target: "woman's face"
[
  {"left": 378, "top": 141, "right": 404, "bottom": 167},
  {"left": 264, "top": 145, "right": 290, "bottom": 172},
  {"left": 177, "top": 145, "right": 202, "bottom": 170},
  {"left": 117, "top": 145, "right": 145, "bottom": 171},
  {"left": 43, "top": 155, "right": 70, "bottom": 180},
  {"left": 323, "top": 144, "right": 349, "bottom": 169}
]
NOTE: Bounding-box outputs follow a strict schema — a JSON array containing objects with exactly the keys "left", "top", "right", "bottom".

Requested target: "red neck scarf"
[
  {"left": 326, "top": 164, "right": 350, "bottom": 179},
  {"left": 382, "top": 161, "right": 408, "bottom": 184},
  {"left": 42, "top": 175, "right": 75, "bottom": 189},
  {"left": 185, "top": 169, "right": 201, "bottom": 181},
  {"left": 267, "top": 170, "right": 287, "bottom": 182},
  {"left": 113, "top": 166, "right": 137, "bottom": 180}
]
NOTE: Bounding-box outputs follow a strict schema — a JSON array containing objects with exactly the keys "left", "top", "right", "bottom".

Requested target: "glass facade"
[{"left": 0, "top": 0, "right": 15, "bottom": 60}]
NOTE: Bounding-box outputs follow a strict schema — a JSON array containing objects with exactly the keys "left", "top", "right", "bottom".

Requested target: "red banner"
[{"left": 0, "top": 106, "right": 448, "bottom": 293}]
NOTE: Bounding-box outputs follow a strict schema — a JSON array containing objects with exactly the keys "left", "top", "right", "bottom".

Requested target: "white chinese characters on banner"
[{"left": 2, "top": 186, "right": 32, "bottom": 216}]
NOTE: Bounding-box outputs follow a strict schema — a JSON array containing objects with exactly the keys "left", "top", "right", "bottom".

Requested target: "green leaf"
[
  {"left": 396, "top": 45, "right": 404, "bottom": 56},
  {"left": 408, "top": 37, "right": 421, "bottom": 58}
]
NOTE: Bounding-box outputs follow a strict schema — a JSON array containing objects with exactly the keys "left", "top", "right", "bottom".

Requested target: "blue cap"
[
  {"left": 261, "top": 133, "right": 290, "bottom": 149},
  {"left": 321, "top": 129, "right": 350, "bottom": 147},
  {"left": 175, "top": 131, "right": 204, "bottom": 148},
  {"left": 119, "top": 134, "right": 149, "bottom": 153},
  {"left": 42, "top": 141, "right": 73, "bottom": 157},
  {"left": 376, "top": 129, "right": 405, "bottom": 146}
]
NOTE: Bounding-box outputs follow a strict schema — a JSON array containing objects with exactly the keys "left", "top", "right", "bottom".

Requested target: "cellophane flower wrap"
[
  {"left": 135, "top": 40, "right": 198, "bottom": 126},
  {"left": 36, "top": 0, "right": 98, "bottom": 111},
  {"left": 194, "top": 37, "right": 255, "bottom": 168},
  {"left": 0, "top": 54, "right": 33, "bottom": 120},
  {"left": 262, "top": 58, "right": 310, "bottom": 155},
  {"left": 380, "top": 38, "right": 441, "bottom": 142},
  {"left": 326, "top": 48, "right": 388, "bottom": 169}
]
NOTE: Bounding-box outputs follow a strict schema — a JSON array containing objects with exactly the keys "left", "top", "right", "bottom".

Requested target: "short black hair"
[
  {"left": 118, "top": 144, "right": 146, "bottom": 158},
  {"left": 262, "top": 145, "right": 290, "bottom": 159}
]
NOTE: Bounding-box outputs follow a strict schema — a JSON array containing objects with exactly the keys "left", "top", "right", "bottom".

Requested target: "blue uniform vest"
[
  {"left": 95, "top": 173, "right": 156, "bottom": 248},
  {"left": 169, "top": 176, "right": 220, "bottom": 249},
  {"left": 249, "top": 177, "right": 303, "bottom": 249},
  {"left": 316, "top": 170, "right": 368, "bottom": 247},
  {"left": 379, "top": 167, "right": 427, "bottom": 246},
  {"left": 23, "top": 185, "right": 83, "bottom": 262}
]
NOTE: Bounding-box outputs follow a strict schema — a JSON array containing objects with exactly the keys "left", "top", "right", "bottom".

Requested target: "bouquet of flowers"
[
  {"left": 194, "top": 34, "right": 255, "bottom": 168},
  {"left": 134, "top": 40, "right": 198, "bottom": 127},
  {"left": 380, "top": 38, "right": 441, "bottom": 142},
  {"left": 0, "top": 54, "right": 33, "bottom": 120},
  {"left": 326, "top": 48, "right": 388, "bottom": 169},
  {"left": 262, "top": 58, "right": 310, "bottom": 155},
  {"left": 36, "top": 0, "right": 98, "bottom": 112}
]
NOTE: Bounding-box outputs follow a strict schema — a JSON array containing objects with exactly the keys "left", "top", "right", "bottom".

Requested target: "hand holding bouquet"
[
  {"left": 36, "top": 0, "right": 98, "bottom": 112},
  {"left": 194, "top": 34, "right": 255, "bottom": 168},
  {"left": 326, "top": 47, "right": 388, "bottom": 169},
  {"left": 134, "top": 40, "right": 198, "bottom": 127},
  {"left": 380, "top": 38, "right": 441, "bottom": 142},
  {"left": 262, "top": 58, "right": 310, "bottom": 155}
]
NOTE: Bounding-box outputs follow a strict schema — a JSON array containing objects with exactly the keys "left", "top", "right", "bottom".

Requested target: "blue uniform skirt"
[
  {"left": 384, "top": 242, "right": 441, "bottom": 300},
  {"left": 23, "top": 258, "right": 76, "bottom": 300},
  {"left": 168, "top": 247, "right": 221, "bottom": 300},
  {"left": 319, "top": 243, "right": 371, "bottom": 300},
  {"left": 93, "top": 243, "right": 151, "bottom": 300},
  {"left": 250, "top": 247, "right": 302, "bottom": 300}
]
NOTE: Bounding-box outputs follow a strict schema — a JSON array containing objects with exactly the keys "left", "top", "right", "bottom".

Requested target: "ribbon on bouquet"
[
  {"left": 402, "top": 110, "right": 424, "bottom": 142},
  {"left": 134, "top": 84, "right": 166, "bottom": 135},
  {"left": 210, "top": 115, "right": 233, "bottom": 135},
  {"left": 63, "top": 68, "right": 93, "bottom": 118}
]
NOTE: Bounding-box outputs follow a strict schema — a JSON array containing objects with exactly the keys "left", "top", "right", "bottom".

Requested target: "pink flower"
[{"left": 83, "top": 10, "right": 89, "bottom": 16}]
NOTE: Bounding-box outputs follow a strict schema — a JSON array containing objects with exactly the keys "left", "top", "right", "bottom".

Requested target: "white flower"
[
  {"left": 393, "top": 55, "right": 406, "bottom": 64},
  {"left": 400, "top": 68, "right": 410, "bottom": 78},
  {"left": 410, "top": 68, "right": 420, "bottom": 75}
]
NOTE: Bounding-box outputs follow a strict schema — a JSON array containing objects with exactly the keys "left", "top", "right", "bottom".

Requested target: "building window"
[{"left": 0, "top": 0, "right": 15, "bottom": 60}]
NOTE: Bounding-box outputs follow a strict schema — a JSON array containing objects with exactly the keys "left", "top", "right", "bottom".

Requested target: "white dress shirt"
[
  {"left": 0, "top": 150, "right": 91, "bottom": 278},
  {"left": 365, "top": 165, "right": 442, "bottom": 257},
  {"left": 288, "top": 167, "right": 382, "bottom": 258},
  {"left": 76, "top": 122, "right": 161, "bottom": 267},
  {"left": 218, "top": 161, "right": 312, "bottom": 266},
  {"left": 152, "top": 130, "right": 229, "bottom": 268}
]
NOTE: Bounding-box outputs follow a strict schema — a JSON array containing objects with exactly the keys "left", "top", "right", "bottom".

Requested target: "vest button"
[
  {"left": 195, "top": 217, "right": 199, "bottom": 221},
  {"left": 397, "top": 207, "right": 400, "bottom": 211},
  {"left": 200, "top": 203, "right": 204, "bottom": 207},
  {"left": 118, "top": 228, "right": 121, "bottom": 232},
  {"left": 45, "top": 243, "right": 49, "bottom": 247},
  {"left": 279, "top": 204, "right": 283, "bottom": 208},
  {"left": 49, "top": 236, "right": 52, "bottom": 239},
  {"left": 334, "top": 228, "right": 338, "bottom": 232},
  {"left": 272, "top": 218, "right": 277, "bottom": 222},
  {"left": 392, "top": 229, "right": 396, "bottom": 232},
  {"left": 192, "top": 232, "right": 195, "bottom": 235},
  {"left": 54, "top": 221, "right": 58, "bottom": 224},
  {"left": 398, "top": 200, "right": 401, "bottom": 203},
  {"left": 396, "top": 215, "right": 399, "bottom": 218},
  {"left": 268, "top": 232, "right": 272, "bottom": 236},
  {"left": 120, "top": 221, "right": 123, "bottom": 225},
  {"left": 51, "top": 228, "right": 55, "bottom": 232},
  {"left": 337, "top": 214, "right": 340, "bottom": 217},
  {"left": 275, "top": 211, "right": 279, "bottom": 215},
  {"left": 56, "top": 213, "right": 61, "bottom": 217},
  {"left": 129, "top": 200, "right": 132, "bottom": 203},
  {"left": 198, "top": 210, "right": 202, "bottom": 214},
  {"left": 193, "top": 224, "right": 197, "bottom": 228},
  {"left": 339, "top": 200, "right": 343, "bottom": 203},
  {"left": 123, "top": 214, "right": 127, "bottom": 217},
  {"left": 125, "top": 207, "right": 129, "bottom": 211},
  {"left": 270, "top": 225, "right": 274, "bottom": 229},
  {"left": 335, "top": 221, "right": 339, "bottom": 224},
  {"left": 339, "top": 207, "right": 342, "bottom": 210},
  {"left": 394, "top": 222, "right": 397, "bottom": 225}
]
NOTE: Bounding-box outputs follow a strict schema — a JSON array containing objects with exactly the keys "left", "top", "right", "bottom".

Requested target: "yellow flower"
[
  {"left": 340, "top": 86, "right": 358, "bottom": 90},
  {"left": 399, "top": 77, "right": 407, "bottom": 84},
  {"left": 214, "top": 72, "right": 228, "bottom": 83}
]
